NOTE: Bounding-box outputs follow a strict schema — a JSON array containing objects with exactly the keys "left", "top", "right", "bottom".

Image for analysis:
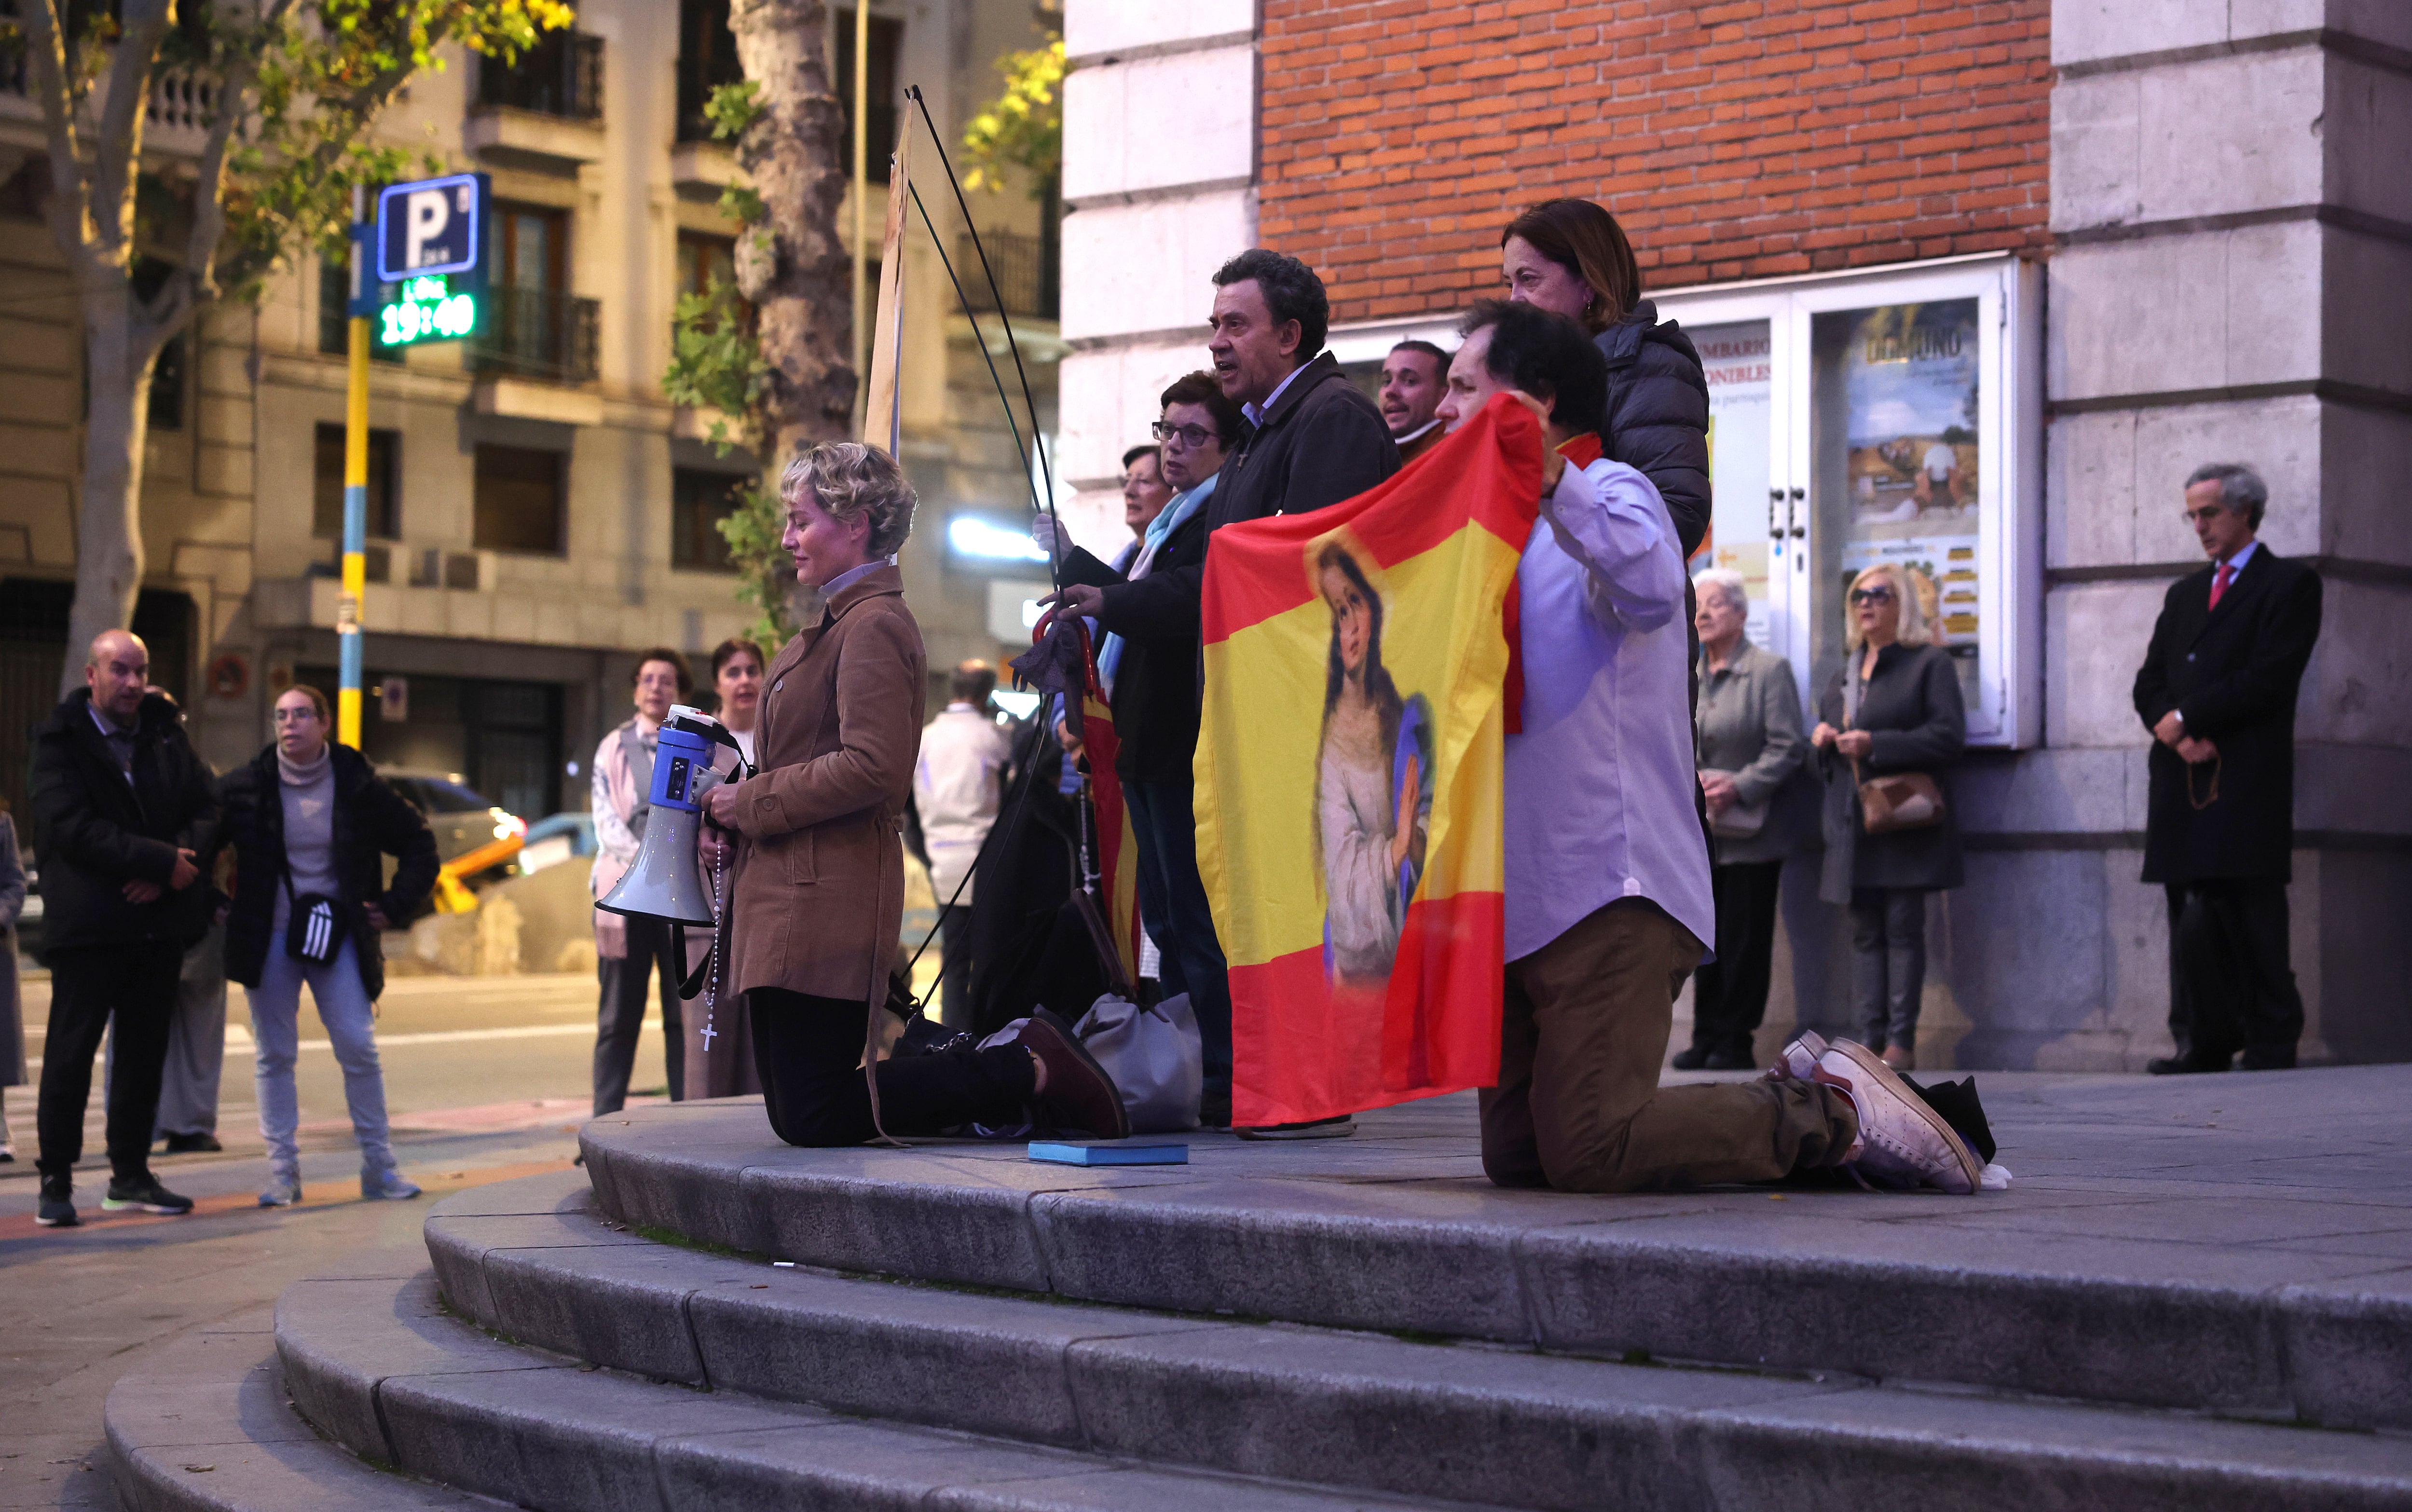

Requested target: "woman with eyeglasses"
[
  {"left": 217, "top": 685, "right": 439, "bottom": 1205},
  {"left": 1809, "top": 563, "right": 1966, "bottom": 1069},
  {"left": 1030, "top": 371, "right": 1243, "bottom": 1114}
]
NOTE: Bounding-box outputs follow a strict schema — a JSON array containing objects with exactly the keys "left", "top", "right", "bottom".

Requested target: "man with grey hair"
[{"left": 2132, "top": 463, "right": 2323, "bottom": 1074}]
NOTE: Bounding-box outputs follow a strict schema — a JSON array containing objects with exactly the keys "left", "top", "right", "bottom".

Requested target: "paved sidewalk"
[
  {"left": 8, "top": 1062, "right": 2409, "bottom": 1509},
  {"left": 0, "top": 1126, "right": 577, "bottom": 1510}
]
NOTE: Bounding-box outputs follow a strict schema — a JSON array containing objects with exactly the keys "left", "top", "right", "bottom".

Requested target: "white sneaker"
[
  {"left": 258, "top": 1173, "right": 301, "bottom": 1208},
  {"left": 1762, "top": 1030, "right": 1828, "bottom": 1083},
  {"left": 1812, "top": 1040, "right": 1980, "bottom": 1195}
]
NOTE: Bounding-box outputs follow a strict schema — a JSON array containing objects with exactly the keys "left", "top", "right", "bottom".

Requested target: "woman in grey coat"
[
  {"left": 1680, "top": 570, "right": 1807, "bottom": 1070},
  {"left": 1811, "top": 563, "right": 1966, "bottom": 1069},
  {"left": 0, "top": 809, "right": 27, "bottom": 1161}
]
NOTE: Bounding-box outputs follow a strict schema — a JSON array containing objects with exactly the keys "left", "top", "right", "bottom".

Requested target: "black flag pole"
[
  {"left": 906, "top": 84, "right": 1059, "bottom": 529},
  {"left": 883, "top": 82, "right": 1097, "bottom": 1010}
]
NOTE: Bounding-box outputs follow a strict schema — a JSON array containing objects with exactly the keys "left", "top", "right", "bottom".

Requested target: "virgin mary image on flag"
[
  {"left": 1312, "top": 533, "right": 1433, "bottom": 989},
  {"left": 1196, "top": 396, "right": 1542, "bottom": 1127}
]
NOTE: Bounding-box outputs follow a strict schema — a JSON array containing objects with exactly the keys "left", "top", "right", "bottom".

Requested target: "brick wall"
[{"left": 1258, "top": 0, "right": 2052, "bottom": 324}]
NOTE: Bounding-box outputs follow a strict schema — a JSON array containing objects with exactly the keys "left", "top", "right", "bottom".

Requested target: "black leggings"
[{"left": 749, "top": 988, "right": 1035, "bottom": 1146}]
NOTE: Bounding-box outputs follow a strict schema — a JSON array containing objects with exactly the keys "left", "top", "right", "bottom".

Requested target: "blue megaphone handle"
[{"left": 649, "top": 722, "right": 714, "bottom": 814}]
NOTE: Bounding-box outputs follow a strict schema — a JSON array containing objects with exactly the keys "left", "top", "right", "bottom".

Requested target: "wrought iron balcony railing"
[
  {"left": 952, "top": 231, "right": 1058, "bottom": 321},
  {"left": 477, "top": 31, "right": 603, "bottom": 121},
  {"left": 469, "top": 288, "right": 601, "bottom": 385}
]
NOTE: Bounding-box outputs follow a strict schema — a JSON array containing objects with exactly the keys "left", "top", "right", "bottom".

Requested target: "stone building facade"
[
  {"left": 1056, "top": 0, "right": 2412, "bottom": 1069},
  {"left": 0, "top": 0, "right": 1059, "bottom": 821}
]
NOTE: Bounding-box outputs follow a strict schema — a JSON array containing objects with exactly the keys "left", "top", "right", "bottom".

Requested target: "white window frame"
[{"left": 1326, "top": 250, "right": 2043, "bottom": 748}]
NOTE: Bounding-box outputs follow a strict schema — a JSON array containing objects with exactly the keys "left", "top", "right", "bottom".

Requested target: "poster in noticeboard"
[
  {"left": 1817, "top": 298, "right": 1984, "bottom": 708},
  {"left": 1691, "top": 319, "right": 1774, "bottom": 650}
]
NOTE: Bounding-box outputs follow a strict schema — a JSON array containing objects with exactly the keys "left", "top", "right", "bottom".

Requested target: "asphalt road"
[{"left": 3, "top": 967, "right": 672, "bottom": 1173}]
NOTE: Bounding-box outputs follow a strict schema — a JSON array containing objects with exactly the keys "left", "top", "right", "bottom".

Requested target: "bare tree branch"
[
  {"left": 18, "top": 2, "right": 96, "bottom": 280},
  {"left": 154, "top": 1, "right": 296, "bottom": 332},
  {"left": 91, "top": 0, "right": 177, "bottom": 272}
]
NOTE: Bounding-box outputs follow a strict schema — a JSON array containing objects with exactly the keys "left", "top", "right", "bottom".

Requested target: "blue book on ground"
[{"left": 1028, "top": 1139, "right": 1189, "bottom": 1166}]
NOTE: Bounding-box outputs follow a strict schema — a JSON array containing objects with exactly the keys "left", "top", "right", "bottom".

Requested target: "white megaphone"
[{"left": 598, "top": 706, "right": 751, "bottom": 927}]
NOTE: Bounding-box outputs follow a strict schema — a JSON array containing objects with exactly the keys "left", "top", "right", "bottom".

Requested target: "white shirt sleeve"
[{"left": 1538, "top": 459, "right": 1685, "bottom": 634}]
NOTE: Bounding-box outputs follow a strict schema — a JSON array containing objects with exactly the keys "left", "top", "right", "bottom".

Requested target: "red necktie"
[{"left": 2209, "top": 561, "right": 2235, "bottom": 609}]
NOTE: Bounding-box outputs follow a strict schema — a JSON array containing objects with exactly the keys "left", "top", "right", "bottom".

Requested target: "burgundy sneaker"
[{"left": 1018, "top": 1009, "right": 1130, "bottom": 1140}]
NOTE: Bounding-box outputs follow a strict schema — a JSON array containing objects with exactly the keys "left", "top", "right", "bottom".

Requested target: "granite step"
[
  {"left": 576, "top": 1090, "right": 2412, "bottom": 1429},
  {"left": 417, "top": 1170, "right": 2412, "bottom": 1512},
  {"left": 102, "top": 1307, "right": 509, "bottom": 1512},
  {"left": 268, "top": 1267, "right": 1506, "bottom": 1512}
]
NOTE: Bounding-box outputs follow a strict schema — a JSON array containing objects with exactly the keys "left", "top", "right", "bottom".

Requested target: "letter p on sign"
[{"left": 404, "top": 191, "right": 450, "bottom": 270}]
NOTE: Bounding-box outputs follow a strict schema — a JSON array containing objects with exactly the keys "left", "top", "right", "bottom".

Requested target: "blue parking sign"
[{"left": 375, "top": 173, "right": 487, "bottom": 284}]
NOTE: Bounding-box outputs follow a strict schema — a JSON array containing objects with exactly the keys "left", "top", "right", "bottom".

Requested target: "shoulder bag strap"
[{"left": 1842, "top": 652, "right": 1864, "bottom": 789}]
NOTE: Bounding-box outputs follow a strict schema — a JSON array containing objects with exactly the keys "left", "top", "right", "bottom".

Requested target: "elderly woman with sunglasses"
[{"left": 1809, "top": 563, "right": 1966, "bottom": 1069}]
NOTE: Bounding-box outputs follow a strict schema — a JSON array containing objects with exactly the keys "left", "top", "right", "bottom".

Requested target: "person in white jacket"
[
  {"left": 1434, "top": 300, "right": 1983, "bottom": 1199},
  {"left": 913, "top": 662, "right": 1012, "bottom": 1028}
]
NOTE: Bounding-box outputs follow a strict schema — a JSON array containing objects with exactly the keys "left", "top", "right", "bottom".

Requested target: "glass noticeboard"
[
  {"left": 1691, "top": 319, "right": 1775, "bottom": 651},
  {"left": 1652, "top": 253, "right": 2040, "bottom": 747}
]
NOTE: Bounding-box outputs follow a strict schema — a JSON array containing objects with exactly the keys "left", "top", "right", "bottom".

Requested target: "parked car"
[
  {"left": 517, "top": 812, "right": 597, "bottom": 876},
  {"left": 378, "top": 769, "right": 527, "bottom": 870}
]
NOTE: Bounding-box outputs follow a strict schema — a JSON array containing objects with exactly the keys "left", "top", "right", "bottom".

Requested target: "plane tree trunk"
[{"left": 729, "top": 0, "right": 858, "bottom": 463}]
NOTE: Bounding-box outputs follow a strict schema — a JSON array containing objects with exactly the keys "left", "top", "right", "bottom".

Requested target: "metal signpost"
[{"left": 341, "top": 172, "right": 491, "bottom": 746}]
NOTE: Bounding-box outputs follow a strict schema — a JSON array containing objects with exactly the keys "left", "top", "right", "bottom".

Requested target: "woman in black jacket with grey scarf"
[
  {"left": 217, "top": 685, "right": 438, "bottom": 1207},
  {"left": 1811, "top": 564, "right": 1966, "bottom": 1071}
]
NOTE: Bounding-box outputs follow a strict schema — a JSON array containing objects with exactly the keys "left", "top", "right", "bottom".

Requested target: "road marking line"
[{"left": 25, "top": 1018, "right": 658, "bottom": 1068}]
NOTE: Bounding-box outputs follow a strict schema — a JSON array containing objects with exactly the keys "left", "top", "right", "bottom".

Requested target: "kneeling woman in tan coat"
[{"left": 703, "top": 443, "right": 1123, "bottom": 1144}]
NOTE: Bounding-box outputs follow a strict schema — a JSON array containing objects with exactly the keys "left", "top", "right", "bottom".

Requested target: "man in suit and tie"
[{"left": 2132, "top": 463, "right": 2323, "bottom": 1074}]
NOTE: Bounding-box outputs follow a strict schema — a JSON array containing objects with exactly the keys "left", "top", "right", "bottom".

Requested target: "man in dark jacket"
[
  {"left": 2133, "top": 463, "right": 2323, "bottom": 1074},
  {"left": 1043, "top": 248, "right": 1398, "bottom": 1131},
  {"left": 28, "top": 630, "right": 219, "bottom": 1226},
  {"left": 1042, "top": 371, "right": 1240, "bottom": 1085},
  {"left": 216, "top": 684, "right": 439, "bottom": 1203}
]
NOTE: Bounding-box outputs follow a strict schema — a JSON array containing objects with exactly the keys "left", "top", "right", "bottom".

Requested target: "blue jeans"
[
  {"left": 250, "top": 938, "right": 397, "bottom": 1179},
  {"left": 1122, "top": 773, "right": 1232, "bottom": 1101}
]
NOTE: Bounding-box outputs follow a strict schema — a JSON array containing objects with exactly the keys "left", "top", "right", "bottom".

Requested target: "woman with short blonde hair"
[
  {"left": 705, "top": 441, "right": 1125, "bottom": 1144},
  {"left": 1842, "top": 562, "right": 1932, "bottom": 650},
  {"left": 778, "top": 442, "right": 917, "bottom": 561},
  {"left": 1809, "top": 559, "right": 1966, "bottom": 1069}
]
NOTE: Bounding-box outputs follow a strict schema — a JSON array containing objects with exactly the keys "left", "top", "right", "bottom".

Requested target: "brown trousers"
[{"left": 1480, "top": 900, "right": 1857, "bottom": 1193}]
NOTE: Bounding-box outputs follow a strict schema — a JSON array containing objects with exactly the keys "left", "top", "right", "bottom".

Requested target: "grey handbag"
[
  {"left": 1698, "top": 768, "right": 1769, "bottom": 839},
  {"left": 1073, "top": 991, "right": 1203, "bottom": 1134}
]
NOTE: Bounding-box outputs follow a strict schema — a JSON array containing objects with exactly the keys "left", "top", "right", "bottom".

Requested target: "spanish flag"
[
  {"left": 1196, "top": 395, "right": 1543, "bottom": 1127},
  {"left": 1072, "top": 641, "right": 1144, "bottom": 986}
]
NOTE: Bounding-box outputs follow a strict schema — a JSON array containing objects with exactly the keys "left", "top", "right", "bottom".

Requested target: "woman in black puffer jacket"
[
  {"left": 216, "top": 685, "right": 438, "bottom": 1206},
  {"left": 1498, "top": 198, "right": 1711, "bottom": 559}
]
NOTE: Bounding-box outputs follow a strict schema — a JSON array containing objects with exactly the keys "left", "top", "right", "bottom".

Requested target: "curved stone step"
[
  {"left": 577, "top": 1095, "right": 2412, "bottom": 1429},
  {"left": 272, "top": 1266, "right": 1504, "bottom": 1512},
  {"left": 423, "top": 1171, "right": 2412, "bottom": 1512},
  {"left": 102, "top": 1308, "right": 508, "bottom": 1512}
]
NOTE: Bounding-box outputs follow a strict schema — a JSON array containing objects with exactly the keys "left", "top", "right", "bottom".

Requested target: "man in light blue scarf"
[
  {"left": 1096, "top": 469, "right": 1214, "bottom": 695},
  {"left": 1029, "top": 371, "right": 1239, "bottom": 1122}
]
